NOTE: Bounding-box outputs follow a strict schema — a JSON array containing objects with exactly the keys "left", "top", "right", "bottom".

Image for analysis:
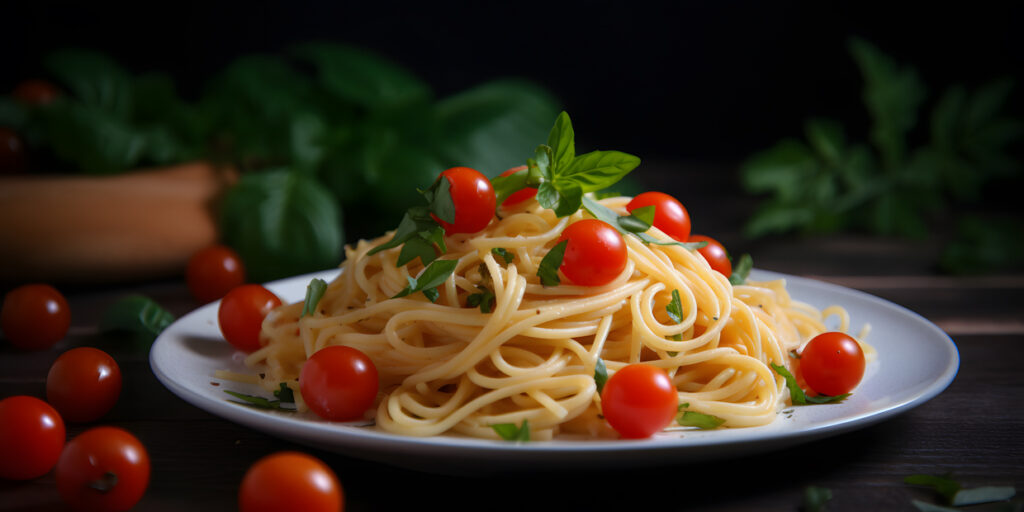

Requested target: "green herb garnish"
[
  {"left": 491, "top": 419, "right": 530, "bottom": 441},
  {"left": 392, "top": 259, "right": 458, "bottom": 302},
  {"left": 537, "top": 239, "right": 568, "bottom": 286},
  {"left": 491, "top": 247, "right": 515, "bottom": 264},
  {"left": 99, "top": 295, "right": 176, "bottom": 344},
  {"left": 770, "top": 363, "right": 850, "bottom": 405},
  {"left": 665, "top": 289, "right": 684, "bottom": 342},
  {"left": 581, "top": 197, "right": 707, "bottom": 250},
  {"left": 801, "top": 486, "right": 833, "bottom": 512},
  {"left": 466, "top": 285, "right": 496, "bottom": 313},
  {"left": 301, "top": 278, "right": 328, "bottom": 317},
  {"left": 905, "top": 474, "right": 1016, "bottom": 507},
  {"left": 594, "top": 358, "right": 608, "bottom": 394},
  {"left": 676, "top": 402, "right": 725, "bottom": 429},
  {"left": 617, "top": 205, "right": 655, "bottom": 233},
  {"left": 729, "top": 254, "right": 753, "bottom": 285},
  {"left": 224, "top": 387, "right": 296, "bottom": 412},
  {"left": 367, "top": 179, "right": 456, "bottom": 267}
]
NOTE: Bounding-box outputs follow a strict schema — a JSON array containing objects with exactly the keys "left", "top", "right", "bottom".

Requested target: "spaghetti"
[{"left": 241, "top": 196, "right": 872, "bottom": 440}]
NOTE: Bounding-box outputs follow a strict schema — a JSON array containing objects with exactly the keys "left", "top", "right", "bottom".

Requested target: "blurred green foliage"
[
  {"left": 1, "top": 45, "right": 562, "bottom": 281},
  {"left": 740, "top": 38, "right": 1023, "bottom": 274}
]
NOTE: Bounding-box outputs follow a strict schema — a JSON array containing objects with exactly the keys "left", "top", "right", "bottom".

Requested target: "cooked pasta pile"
[{"left": 242, "top": 196, "right": 871, "bottom": 440}]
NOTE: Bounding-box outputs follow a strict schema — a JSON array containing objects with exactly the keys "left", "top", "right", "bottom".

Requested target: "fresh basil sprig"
[
  {"left": 491, "top": 419, "right": 531, "bottom": 441},
  {"left": 617, "top": 205, "right": 655, "bottom": 233},
  {"left": 491, "top": 111, "right": 640, "bottom": 217},
  {"left": 393, "top": 259, "right": 458, "bottom": 302},
  {"left": 770, "top": 363, "right": 850, "bottom": 405},
  {"left": 100, "top": 295, "right": 176, "bottom": 344},
  {"left": 594, "top": 358, "right": 608, "bottom": 394},
  {"left": 537, "top": 240, "right": 568, "bottom": 286},
  {"left": 301, "top": 278, "right": 328, "bottom": 317},
  {"left": 466, "top": 285, "right": 496, "bottom": 313},
  {"left": 582, "top": 197, "right": 707, "bottom": 250},
  {"left": 665, "top": 289, "right": 684, "bottom": 342},
  {"left": 729, "top": 254, "right": 753, "bottom": 285},
  {"left": 367, "top": 176, "right": 455, "bottom": 267},
  {"left": 491, "top": 247, "right": 515, "bottom": 264},
  {"left": 678, "top": 409, "right": 726, "bottom": 430}
]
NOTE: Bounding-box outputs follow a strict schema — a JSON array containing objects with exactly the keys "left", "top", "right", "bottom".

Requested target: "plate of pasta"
[{"left": 150, "top": 112, "right": 958, "bottom": 472}]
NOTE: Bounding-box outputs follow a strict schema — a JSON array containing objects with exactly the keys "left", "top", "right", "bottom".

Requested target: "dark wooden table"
[{"left": 3, "top": 163, "right": 1022, "bottom": 511}]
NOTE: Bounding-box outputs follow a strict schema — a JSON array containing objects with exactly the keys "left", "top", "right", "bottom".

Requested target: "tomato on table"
[
  {"left": 689, "top": 234, "right": 732, "bottom": 278},
  {"left": 432, "top": 166, "right": 496, "bottom": 234},
  {"left": 218, "top": 284, "right": 282, "bottom": 353},
  {"left": 186, "top": 244, "right": 246, "bottom": 303},
  {"left": 239, "top": 451, "right": 344, "bottom": 512},
  {"left": 627, "top": 191, "right": 691, "bottom": 241},
  {"left": 0, "top": 395, "right": 66, "bottom": 480},
  {"left": 300, "top": 345, "right": 379, "bottom": 421},
  {"left": 600, "top": 364, "right": 679, "bottom": 439},
  {"left": 56, "top": 426, "right": 149, "bottom": 512},
  {"left": 47, "top": 347, "right": 122, "bottom": 423},
  {"left": 557, "top": 219, "right": 628, "bottom": 287},
  {"left": 498, "top": 165, "right": 537, "bottom": 206},
  {"left": 799, "top": 332, "right": 866, "bottom": 396},
  {"left": 1, "top": 283, "right": 71, "bottom": 350}
]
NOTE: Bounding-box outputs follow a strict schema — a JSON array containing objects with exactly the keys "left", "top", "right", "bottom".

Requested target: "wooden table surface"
[{"left": 2, "top": 162, "right": 1022, "bottom": 511}]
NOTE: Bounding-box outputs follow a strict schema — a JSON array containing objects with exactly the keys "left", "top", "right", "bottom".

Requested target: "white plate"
[{"left": 150, "top": 269, "right": 958, "bottom": 474}]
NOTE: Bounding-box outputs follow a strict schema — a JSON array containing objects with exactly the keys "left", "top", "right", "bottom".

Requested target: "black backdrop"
[{"left": 5, "top": 1, "right": 1022, "bottom": 162}]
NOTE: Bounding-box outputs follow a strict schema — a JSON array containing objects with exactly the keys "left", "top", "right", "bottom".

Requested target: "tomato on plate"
[
  {"left": 12, "top": 79, "right": 60, "bottom": 105},
  {"left": 626, "top": 191, "right": 691, "bottom": 241},
  {"left": 432, "top": 166, "right": 496, "bottom": 234},
  {"left": 239, "top": 451, "right": 344, "bottom": 512},
  {"left": 497, "top": 165, "right": 536, "bottom": 206},
  {"left": 601, "top": 364, "right": 679, "bottom": 439},
  {"left": 186, "top": 244, "right": 246, "bottom": 303},
  {"left": 300, "top": 346, "right": 379, "bottom": 421},
  {"left": 0, "top": 395, "right": 66, "bottom": 480},
  {"left": 218, "top": 284, "right": 282, "bottom": 353},
  {"left": 557, "top": 219, "right": 628, "bottom": 287},
  {"left": 56, "top": 426, "right": 149, "bottom": 512},
  {"left": 689, "top": 234, "right": 732, "bottom": 278},
  {"left": 47, "top": 347, "right": 122, "bottom": 423},
  {"left": 799, "top": 332, "right": 866, "bottom": 396},
  {"left": 1, "top": 283, "right": 71, "bottom": 350}
]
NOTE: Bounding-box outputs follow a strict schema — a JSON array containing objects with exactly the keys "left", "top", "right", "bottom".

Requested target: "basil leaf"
[
  {"left": 617, "top": 210, "right": 653, "bottom": 233},
  {"left": 491, "top": 168, "right": 531, "bottom": 208},
  {"left": 729, "top": 254, "right": 754, "bottom": 285},
  {"left": 393, "top": 259, "right": 458, "bottom": 301},
  {"left": 547, "top": 111, "right": 576, "bottom": 172},
  {"left": 272, "top": 383, "right": 295, "bottom": 403},
  {"left": 369, "top": 207, "right": 446, "bottom": 267},
  {"left": 100, "top": 295, "right": 175, "bottom": 343},
  {"left": 466, "top": 285, "right": 496, "bottom": 313},
  {"left": 537, "top": 240, "right": 568, "bottom": 286},
  {"left": 45, "top": 49, "right": 133, "bottom": 118},
  {"left": 770, "top": 363, "right": 850, "bottom": 405},
  {"left": 905, "top": 474, "right": 962, "bottom": 504},
  {"left": 534, "top": 144, "right": 553, "bottom": 180},
  {"left": 558, "top": 150, "right": 640, "bottom": 192},
  {"left": 421, "top": 175, "right": 455, "bottom": 225},
  {"left": 582, "top": 197, "right": 707, "bottom": 249},
  {"left": 802, "top": 486, "right": 833, "bottom": 512},
  {"left": 631, "top": 205, "right": 656, "bottom": 226},
  {"left": 491, "top": 419, "right": 530, "bottom": 442},
  {"left": 594, "top": 358, "right": 608, "bottom": 394},
  {"left": 666, "top": 289, "right": 683, "bottom": 324},
  {"left": 491, "top": 248, "right": 515, "bottom": 264},
  {"left": 678, "top": 410, "right": 726, "bottom": 430},
  {"left": 301, "top": 278, "right": 328, "bottom": 317},
  {"left": 536, "top": 182, "right": 583, "bottom": 218},
  {"left": 224, "top": 390, "right": 296, "bottom": 412}
]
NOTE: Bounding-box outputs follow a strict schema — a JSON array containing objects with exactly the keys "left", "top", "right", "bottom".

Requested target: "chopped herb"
[
  {"left": 393, "top": 259, "right": 458, "bottom": 302},
  {"left": 729, "top": 254, "right": 753, "bottom": 285},
  {"left": 537, "top": 239, "right": 568, "bottom": 286},
  {"left": 491, "top": 247, "right": 515, "bottom": 264},
  {"left": 368, "top": 176, "right": 456, "bottom": 268},
  {"left": 466, "top": 285, "right": 496, "bottom": 313},
  {"left": 678, "top": 410, "right": 726, "bottom": 430},
  {"left": 224, "top": 389, "right": 296, "bottom": 411},
  {"left": 594, "top": 358, "right": 608, "bottom": 393},
  {"left": 801, "top": 486, "right": 833, "bottom": 512},
  {"left": 491, "top": 419, "right": 530, "bottom": 441},
  {"left": 665, "top": 289, "right": 684, "bottom": 342},
  {"left": 301, "top": 278, "right": 328, "bottom": 317},
  {"left": 273, "top": 383, "right": 295, "bottom": 402},
  {"left": 617, "top": 205, "right": 655, "bottom": 233},
  {"left": 99, "top": 294, "right": 176, "bottom": 344},
  {"left": 770, "top": 363, "right": 850, "bottom": 405}
]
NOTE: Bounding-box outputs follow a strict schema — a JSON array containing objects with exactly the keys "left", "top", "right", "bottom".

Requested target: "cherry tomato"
[
  {"left": 498, "top": 165, "right": 537, "bottom": 206},
  {"left": 56, "top": 426, "right": 149, "bottom": 512},
  {"left": 300, "top": 346, "right": 379, "bottom": 421},
  {"left": 0, "top": 126, "right": 28, "bottom": 174},
  {"left": 12, "top": 79, "right": 60, "bottom": 105},
  {"left": 239, "top": 451, "right": 344, "bottom": 512},
  {"left": 186, "top": 244, "right": 246, "bottom": 303},
  {"left": 600, "top": 364, "right": 679, "bottom": 439},
  {"left": 432, "top": 166, "right": 496, "bottom": 234},
  {"left": 218, "top": 284, "right": 282, "bottom": 353},
  {"left": 2, "top": 283, "right": 71, "bottom": 350},
  {"left": 626, "top": 191, "right": 691, "bottom": 241},
  {"left": 689, "top": 234, "right": 732, "bottom": 278},
  {"left": 0, "top": 395, "right": 65, "bottom": 480},
  {"left": 557, "top": 219, "right": 627, "bottom": 286},
  {"left": 799, "top": 332, "right": 866, "bottom": 396},
  {"left": 47, "top": 347, "right": 122, "bottom": 423}
]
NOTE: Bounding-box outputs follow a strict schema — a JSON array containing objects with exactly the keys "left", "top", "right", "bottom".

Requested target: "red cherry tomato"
[
  {"left": 557, "top": 219, "right": 627, "bottom": 286},
  {"left": 689, "top": 234, "right": 732, "bottom": 278},
  {"left": 799, "top": 332, "right": 866, "bottom": 396},
  {"left": 56, "top": 426, "right": 150, "bottom": 512},
  {"left": 300, "top": 346, "right": 379, "bottom": 421},
  {"left": 0, "top": 395, "right": 65, "bottom": 480},
  {"left": 239, "top": 451, "right": 344, "bottom": 512},
  {"left": 600, "top": 364, "right": 679, "bottom": 439},
  {"left": 432, "top": 167, "right": 496, "bottom": 234},
  {"left": 12, "top": 79, "right": 60, "bottom": 105},
  {"left": 47, "top": 347, "right": 122, "bottom": 423},
  {"left": 2, "top": 283, "right": 71, "bottom": 350},
  {"left": 218, "top": 284, "right": 282, "bottom": 353},
  {"left": 626, "top": 192, "right": 691, "bottom": 241},
  {"left": 0, "top": 127, "right": 29, "bottom": 174},
  {"left": 498, "top": 165, "right": 537, "bottom": 206},
  {"left": 186, "top": 244, "right": 247, "bottom": 303}
]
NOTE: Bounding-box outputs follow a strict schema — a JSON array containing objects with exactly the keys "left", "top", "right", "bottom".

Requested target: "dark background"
[{"left": 5, "top": 1, "right": 1022, "bottom": 163}]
